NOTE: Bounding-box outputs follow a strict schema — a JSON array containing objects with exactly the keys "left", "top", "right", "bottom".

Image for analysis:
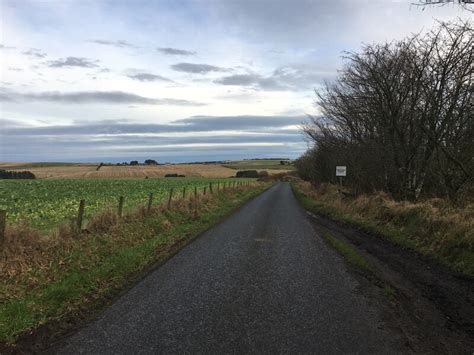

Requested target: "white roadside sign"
[{"left": 336, "top": 166, "right": 347, "bottom": 177}]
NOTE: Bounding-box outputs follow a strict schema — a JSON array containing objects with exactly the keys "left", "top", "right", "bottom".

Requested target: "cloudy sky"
[{"left": 0, "top": 0, "right": 469, "bottom": 163}]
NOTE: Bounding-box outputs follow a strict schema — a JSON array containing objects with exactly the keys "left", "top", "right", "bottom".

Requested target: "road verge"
[
  {"left": 292, "top": 180, "right": 474, "bottom": 352},
  {"left": 291, "top": 180, "right": 474, "bottom": 277},
  {"left": 0, "top": 182, "right": 271, "bottom": 352}
]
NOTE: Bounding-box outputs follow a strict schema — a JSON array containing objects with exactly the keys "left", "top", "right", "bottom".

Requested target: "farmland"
[
  {"left": 223, "top": 159, "right": 293, "bottom": 171},
  {"left": 1, "top": 164, "right": 237, "bottom": 179},
  {"left": 0, "top": 160, "right": 293, "bottom": 179},
  {"left": 0, "top": 178, "right": 248, "bottom": 230}
]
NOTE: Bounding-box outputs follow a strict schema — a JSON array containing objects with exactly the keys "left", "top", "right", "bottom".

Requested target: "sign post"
[{"left": 336, "top": 166, "right": 347, "bottom": 192}]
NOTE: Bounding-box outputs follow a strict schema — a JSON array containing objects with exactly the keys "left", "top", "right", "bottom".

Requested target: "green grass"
[
  {"left": 0, "top": 184, "right": 268, "bottom": 344},
  {"left": 0, "top": 178, "right": 251, "bottom": 230},
  {"left": 383, "top": 285, "right": 397, "bottom": 301},
  {"left": 320, "top": 230, "right": 371, "bottom": 270},
  {"left": 223, "top": 159, "right": 293, "bottom": 170}
]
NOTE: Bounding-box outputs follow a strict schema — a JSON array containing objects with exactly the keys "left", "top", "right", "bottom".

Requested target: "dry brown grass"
[
  {"left": 0, "top": 223, "right": 76, "bottom": 282},
  {"left": 0, "top": 183, "right": 262, "bottom": 286},
  {"left": 295, "top": 181, "right": 474, "bottom": 275}
]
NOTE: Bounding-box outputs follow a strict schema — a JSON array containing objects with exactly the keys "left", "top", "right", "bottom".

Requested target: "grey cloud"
[
  {"left": 127, "top": 73, "right": 173, "bottom": 82},
  {"left": 23, "top": 48, "right": 47, "bottom": 58},
  {"left": 158, "top": 47, "right": 196, "bottom": 56},
  {"left": 210, "top": 1, "right": 365, "bottom": 46},
  {"left": 210, "top": 1, "right": 471, "bottom": 51},
  {"left": 215, "top": 73, "right": 287, "bottom": 91},
  {"left": 0, "top": 119, "right": 31, "bottom": 128},
  {"left": 215, "top": 91, "right": 261, "bottom": 102},
  {"left": 0, "top": 90, "right": 205, "bottom": 106},
  {"left": 0, "top": 44, "right": 15, "bottom": 49},
  {"left": 1, "top": 115, "right": 303, "bottom": 136},
  {"left": 8, "top": 67, "right": 23, "bottom": 72},
  {"left": 174, "top": 115, "right": 302, "bottom": 131},
  {"left": 215, "top": 74, "right": 259, "bottom": 86},
  {"left": 214, "top": 66, "right": 335, "bottom": 91},
  {"left": 171, "top": 63, "right": 230, "bottom": 74},
  {"left": 48, "top": 57, "right": 99, "bottom": 68},
  {"left": 0, "top": 136, "right": 303, "bottom": 163},
  {"left": 89, "top": 39, "right": 138, "bottom": 48},
  {"left": 0, "top": 93, "right": 14, "bottom": 102},
  {"left": 156, "top": 98, "right": 205, "bottom": 106},
  {"left": 0, "top": 116, "right": 305, "bottom": 162},
  {"left": 272, "top": 65, "right": 336, "bottom": 88}
]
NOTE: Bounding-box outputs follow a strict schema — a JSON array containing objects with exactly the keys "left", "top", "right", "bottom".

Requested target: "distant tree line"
[
  {"left": 297, "top": 20, "right": 473, "bottom": 202},
  {"left": 236, "top": 170, "right": 269, "bottom": 178},
  {"left": 0, "top": 170, "right": 36, "bottom": 179},
  {"left": 98, "top": 159, "right": 160, "bottom": 167}
]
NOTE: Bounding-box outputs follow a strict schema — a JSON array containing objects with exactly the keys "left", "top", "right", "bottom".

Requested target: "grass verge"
[
  {"left": 315, "top": 226, "right": 398, "bottom": 302},
  {"left": 292, "top": 181, "right": 474, "bottom": 277},
  {"left": 0, "top": 183, "right": 270, "bottom": 346},
  {"left": 320, "top": 230, "right": 371, "bottom": 271}
]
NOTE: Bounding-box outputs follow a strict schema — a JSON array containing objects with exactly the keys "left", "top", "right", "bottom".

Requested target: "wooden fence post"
[
  {"left": 182, "top": 187, "right": 186, "bottom": 199},
  {"left": 203, "top": 186, "right": 207, "bottom": 195},
  {"left": 168, "top": 188, "right": 174, "bottom": 209},
  {"left": 77, "top": 199, "right": 85, "bottom": 230},
  {"left": 217, "top": 182, "right": 220, "bottom": 192},
  {"left": 209, "top": 182, "right": 213, "bottom": 194},
  {"left": 118, "top": 196, "right": 124, "bottom": 219},
  {"left": 147, "top": 193, "right": 153, "bottom": 214},
  {"left": 0, "top": 210, "right": 6, "bottom": 248}
]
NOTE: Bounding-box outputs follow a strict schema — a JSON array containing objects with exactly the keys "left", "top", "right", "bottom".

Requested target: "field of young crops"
[{"left": 0, "top": 178, "right": 247, "bottom": 230}]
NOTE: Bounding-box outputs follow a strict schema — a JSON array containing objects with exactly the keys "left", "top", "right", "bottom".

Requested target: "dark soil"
[{"left": 305, "top": 209, "right": 474, "bottom": 354}]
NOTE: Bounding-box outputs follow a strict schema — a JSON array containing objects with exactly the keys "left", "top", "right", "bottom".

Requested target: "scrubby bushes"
[
  {"left": 0, "top": 170, "right": 36, "bottom": 179},
  {"left": 236, "top": 170, "right": 268, "bottom": 178},
  {"left": 164, "top": 174, "right": 185, "bottom": 178}
]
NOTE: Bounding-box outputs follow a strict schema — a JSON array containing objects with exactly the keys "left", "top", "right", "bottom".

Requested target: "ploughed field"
[{"left": 0, "top": 178, "right": 246, "bottom": 230}]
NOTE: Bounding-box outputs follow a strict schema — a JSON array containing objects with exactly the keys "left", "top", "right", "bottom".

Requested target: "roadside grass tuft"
[
  {"left": 320, "top": 230, "right": 371, "bottom": 271},
  {"left": 383, "top": 285, "right": 397, "bottom": 302}
]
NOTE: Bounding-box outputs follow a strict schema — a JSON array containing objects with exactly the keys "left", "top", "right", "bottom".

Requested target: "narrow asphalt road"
[{"left": 56, "top": 183, "right": 404, "bottom": 354}]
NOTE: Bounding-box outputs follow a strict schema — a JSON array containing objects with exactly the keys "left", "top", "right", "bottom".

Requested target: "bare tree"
[
  {"left": 412, "top": 0, "right": 474, "bottom": 12},
  {"left": 300, "top": 20, "right": 473, "bottom": 202}
]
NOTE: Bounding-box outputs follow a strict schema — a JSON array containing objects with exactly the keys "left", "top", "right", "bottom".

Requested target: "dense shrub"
[
  {"left": 236, "top": 170, "right": 258, "bottom": 178},
  {"left": 164, "top": 174, "right": 185, "bottom": 178},
  {"left": 0, "top": 170, "right": 36, "bottom": 179}
]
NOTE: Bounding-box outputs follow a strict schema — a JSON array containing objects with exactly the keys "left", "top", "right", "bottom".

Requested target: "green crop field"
[
  {"left": 0, "top": 178, "right": 247, "bottom": 230},
  {"left": 223, "top": 159, "right": 293, "bottom": 170}
]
